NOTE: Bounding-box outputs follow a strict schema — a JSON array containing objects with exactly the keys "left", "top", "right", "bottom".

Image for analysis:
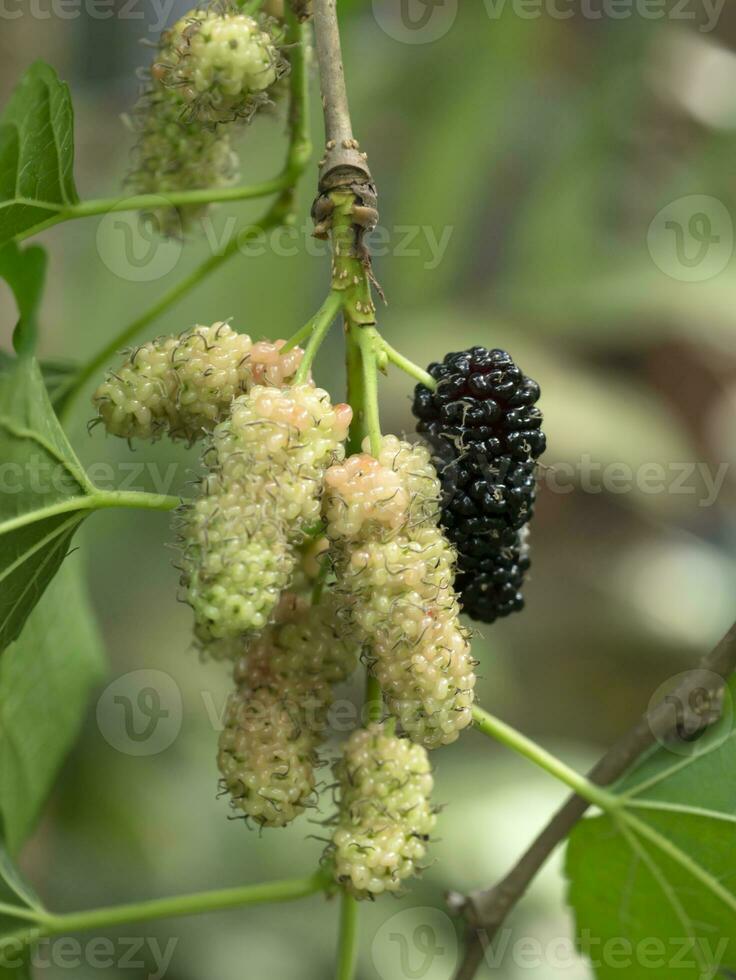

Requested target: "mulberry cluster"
[
  {"left": 218, "top": 595, "right": 358, "bottom": 827},
  {"left": 412, "top": 348, "right": 545, "bottom": 623},
  {"left": 325, "top": 436, "right": 476, "bottom": 749},
  {"left": 127, "top": 3, "right": 285, "bottom": 233},
  {"left": 178, "top": 384, "right": 351, "bottom": 643},
  {"left": 92, "top": 323, "right": 303, "bottom": 443},
  {"left": 329, "top": 723, "right": 436, "bottom": 898},
  {"left": 156, "top": 8, "right": 286, "bottom": 124}
]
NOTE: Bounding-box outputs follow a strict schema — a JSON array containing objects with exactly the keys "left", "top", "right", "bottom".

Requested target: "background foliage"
[{"left": 0, "top": 1, "right": 735, "bottom": 977}]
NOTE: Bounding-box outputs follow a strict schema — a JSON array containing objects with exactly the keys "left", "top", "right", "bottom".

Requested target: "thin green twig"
[
  {"left": 0, "top": 489, "right": 181, "bottom": 537},
  {"left": 377, "top": 335, "right": 436, "bottom": 390},
  {"left": 471, "top": 705, "right": 619, "bottom": 809},
  {"left": 293, "top": 291, "right": 344, "bottom": 382},
  {"left": 0, "top": 872, "right": 329, "bottom": 955},
  {"left": 356, "top": 327, "right": 382, "bottom": 457},
  {"left": 0, "top": 904, "right": 47, "bottom": 924},
  {"left": 334, "top": 892, "right": 359, "bottom": 980},
  {"left": 43, "top": 176, "right": 288, "bottom": 225}
]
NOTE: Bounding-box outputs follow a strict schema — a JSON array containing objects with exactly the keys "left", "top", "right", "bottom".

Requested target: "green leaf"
[
  {"left": 0, "top": 62, "right": 78, "bottom": 248},
  {"left": 0, "top": 357, "right": 96, "bottom": 651},
  {"left": 0, "top": 353, "right": 76, "bottom": 400},
  {"left": 0, "top": 242, "right": 47, "bottom": 355},
  {"left": 0, "top": 560, "right": 104, "bottom": 854},
  {"left": 566, "top": 678, "right": 736, "bottom": 979}
]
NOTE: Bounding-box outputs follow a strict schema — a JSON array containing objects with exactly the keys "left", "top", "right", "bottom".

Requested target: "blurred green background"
[{"left": 1, "top": 0, "right": 736, "bottom": 977}]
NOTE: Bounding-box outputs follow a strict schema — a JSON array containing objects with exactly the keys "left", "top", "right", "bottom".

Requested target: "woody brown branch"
[
  {"left": 311, "top": 0, "right": 375, "bottom": 199},
  {"left": 449, "top": 620, "right": 736, "bottom": 980}
]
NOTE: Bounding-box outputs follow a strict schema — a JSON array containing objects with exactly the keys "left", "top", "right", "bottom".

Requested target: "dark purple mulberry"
[{"left": 411, "top": 347, "right": 544, "bottom": 623}]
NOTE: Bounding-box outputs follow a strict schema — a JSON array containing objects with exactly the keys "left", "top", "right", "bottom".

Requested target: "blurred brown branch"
[{"left": 449, "top": 620, "right": 736, "bottom": 980}]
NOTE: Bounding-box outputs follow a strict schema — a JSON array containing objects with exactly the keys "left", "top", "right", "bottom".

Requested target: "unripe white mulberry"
[
  {"left": 330, "top": 723, "right": 436, "bottom": 898},
  {"left": 325, "top": 437, "right": 476, "bottom": 748},
  {"left": 179, "top": 384, "right": 351, "bottom": 642},
  {"left": 177, "top": 483, "right": 292, "bottom": 643},
  {"left": 323, "top": 453, "right": 408, "bottom": 539},
  {"left": 218, "top": 685, "right": 316, "bottom": 828},
  {"left": 127, "top": 4, "right": 285, "bottom": 233},
  {"left": 215, "top": 384, "right": 353, "bottom": 526},
  {"left": 232, "top": 593, "right": 358, "bottom": 695},
  {"left": 250, "top": 340, "right": 306, "bottom": 388},
  {"left": 217, "top": 595, "right": 358, "bottom": 827},
  {"left": 92, "top": 323, "right": 303, "bottom": 443},
  {"left": 126, "top": 89, "right": 239, "bottom": 236},
  {"left": 157, "top": 8, "right": 286, "bottom": 124}
]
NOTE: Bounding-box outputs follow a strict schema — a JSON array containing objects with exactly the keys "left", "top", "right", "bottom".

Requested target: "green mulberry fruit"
[
  {"left": 179, "top": 383, "right": 351, "bottom": 643},
  {"left": 329, "top": 723, "right": 436, "bottom": 898},
  {"left": 157, "top": 7, "right": 287, "bottom": 125},
  {"left": 177, "top": 480, "right": 292, "bottom": 643},
  {"left": 218, "top": 684, "right": 317, "bottom": 828},
  {"left": 217, "top": 594, "right": 358, "bottom": 827},
  {"left": 325, "top": 436, "right": 476, "bottom": 748},
  {"left": 92, "top": 324, "right": 303, "bottom": 443},
  {"left": 126, "top": 3, "right": 285, "bottom": 233},
  {"left": 126, "top": 89, "right": 239, "bottom": 236}
]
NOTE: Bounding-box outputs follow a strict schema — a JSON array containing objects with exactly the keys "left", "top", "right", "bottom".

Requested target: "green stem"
[
  {"left": 471, "top": 705, "right": 618, "bottom": 810},
  {"left": 334, "top": 892, "right": 359, "bottom": 980},
  {"left": 377, "top": 336, "right": 436, "bottom": 390},
  {"left": 328, "top": 193, "right": 376, "bottom": 326},
  {"left": 356, "top": 327, "right": 382, "bottom": 456},
  {"left": 0, "top": 490, "right": 181, "bottom": 536},
  {"left": 54, "top": 16, "right": 312, "bottom": 422},
  {"left": 1, "top": 873, "right": 328, "bottom": 953},
  {"left": 293, "top": 291, "right": 344, "bottom": 383},
  {"left": 92, "top": 489, "right": 183, "bottom": 513},
  {"left": 345, "top": 324, "right": 366, "bottom": 456},
  {"left": 61, "top": 177, "right": 289, "bottom": 221},
  {"left": 0, "top": 904, "right": 46, "bottom": 923}
]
